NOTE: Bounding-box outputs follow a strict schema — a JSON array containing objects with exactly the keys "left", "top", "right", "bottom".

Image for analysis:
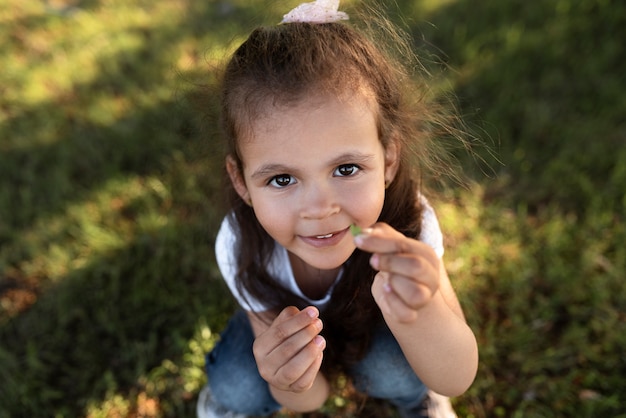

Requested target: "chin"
[{"left": 301, "top": 249, "right": 355, "bottom": 271}]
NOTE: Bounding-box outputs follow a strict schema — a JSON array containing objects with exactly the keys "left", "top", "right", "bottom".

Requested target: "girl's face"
[{"left": 227, "top": 94, "right": 399, "bottom": 272}]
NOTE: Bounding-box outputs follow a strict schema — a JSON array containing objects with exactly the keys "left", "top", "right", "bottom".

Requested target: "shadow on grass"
[
  {"left": 409, "top": 0, "right": 626, "bottom": 213},
  {"left": 403, "top": 1, "right": 626, "bottom": 416},
  {"left": 0, "top": 220, "right": 237, "bottom": 416},
  {"left": 0, "top": 0, "right": 265, "bottom": 233},
  {"left": 0, "top": 1, "right": 268, "bottom": 416}
]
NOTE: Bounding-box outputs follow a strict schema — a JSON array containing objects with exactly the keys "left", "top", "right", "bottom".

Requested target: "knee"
[
  {"left": 349, "top": 330, "right": 427, "bottom": 401},
  {"left": 351, "top": 362, "right": 426, "bottom": 400}
]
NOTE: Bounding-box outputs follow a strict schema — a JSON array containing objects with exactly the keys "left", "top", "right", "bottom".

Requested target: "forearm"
[
  {"left": 269, "top": 371, "right": 330, "bottom": 412},
  {"left": 385, "top": 291, "right": 478, "bottom": 397}
]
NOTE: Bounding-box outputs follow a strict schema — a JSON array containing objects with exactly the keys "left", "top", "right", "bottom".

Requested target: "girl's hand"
[
  {"left": 252, "top": 306, "right": 326, "bottom": 393},
  {"left": 354, "top": 223, "right": 441, "bottom": 323}
]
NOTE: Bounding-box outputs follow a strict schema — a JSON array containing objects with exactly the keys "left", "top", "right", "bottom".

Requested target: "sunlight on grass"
[
  {"left": 1, "top": 0, "right": 192, "bottom": 147},
  {"left": 10, "top": 175, "right": 169, "bottom": 282}
]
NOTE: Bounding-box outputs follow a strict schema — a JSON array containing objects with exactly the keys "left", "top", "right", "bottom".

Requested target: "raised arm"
[{"left": 355, "top": 223, "right": 479, "bottom": 396}]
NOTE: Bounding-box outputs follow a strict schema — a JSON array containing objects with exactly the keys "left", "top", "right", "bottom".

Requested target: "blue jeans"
[{"left": 205, "top": 310, "right": 428, "bottom": 416}]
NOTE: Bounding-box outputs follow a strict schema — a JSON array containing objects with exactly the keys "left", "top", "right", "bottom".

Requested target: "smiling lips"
[{"left": 300, "top": 227, "right": 350, "bottom": 248}]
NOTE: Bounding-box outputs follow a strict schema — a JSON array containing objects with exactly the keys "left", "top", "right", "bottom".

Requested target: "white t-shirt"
[{"left": 215, "top": 199, "right": 444, "bottom": 312}]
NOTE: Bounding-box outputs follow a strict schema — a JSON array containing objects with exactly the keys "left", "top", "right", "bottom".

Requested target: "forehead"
[
  {"left": 243, "top": 89, "right": 379, "bottom": 141},
  {"left": 238, "top": 93, "right": 381, "bottom": 165}
]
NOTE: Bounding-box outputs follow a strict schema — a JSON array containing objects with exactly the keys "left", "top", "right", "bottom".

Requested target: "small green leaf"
[{"left": 350, "top": 224, "right": 362, "bottom": 236}]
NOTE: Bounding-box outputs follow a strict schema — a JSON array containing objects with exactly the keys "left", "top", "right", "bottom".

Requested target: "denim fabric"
[
  {"left": 205, "top": 310, "right": 428, "bottom": 415},
  {"left": 205, "top": 311, "right": 281, "bottom": 416},
  {"left": 349, "top": 325, "right": 429, "bottom": 411}
]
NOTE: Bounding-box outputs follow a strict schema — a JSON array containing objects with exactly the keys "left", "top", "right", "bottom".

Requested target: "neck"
[{"left": 288, "top": 252, "right": 341, "bottom": 300}]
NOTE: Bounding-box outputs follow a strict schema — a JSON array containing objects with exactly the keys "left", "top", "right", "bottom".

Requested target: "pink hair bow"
[{"left": 281, "top": 0, "right": 349, "bottom": 24}]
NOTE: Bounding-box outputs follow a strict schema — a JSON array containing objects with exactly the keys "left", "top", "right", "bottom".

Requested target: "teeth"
[{"left": 316, "top": 233, "right": 333, "bottom": 239}]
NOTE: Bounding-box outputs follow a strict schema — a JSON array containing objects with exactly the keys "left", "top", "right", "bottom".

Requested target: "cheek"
[
  {"left": 342, "top": 183, "right": 386, "bottom": 223},
  {"left": 250, "top": 199, "right": 292, "bottom": 240}
]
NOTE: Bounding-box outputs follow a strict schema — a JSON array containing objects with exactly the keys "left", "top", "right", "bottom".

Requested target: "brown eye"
[
  {"left": 335, "top": 164, "right": 359, "bottom": 177},
  {"left": 269, "top": 174, "right": 294, "bottom": 187}
]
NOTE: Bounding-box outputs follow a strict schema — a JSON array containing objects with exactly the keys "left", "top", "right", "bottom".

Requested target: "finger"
[
  {"left": 267, "top": 316, "right": 323, "bottom": 361},
  {"left": 290, "top": 348, "right": 324, "bottom": 392},
  {"left": 253, "top": 306, "right": 320, "bottom": 360},
  {"left": 371, "top": 253, "right": 439, "bottom": 291},
  {"left": 372, "top": 272, "right": 418, "bottom": 323},
  {"left": 355, "top": 223, "right": 437, "bottom": 265},
  {"left": 354, "top": 223, "right": 408, "bottom": 254},
  {"left": 277, "top": 305, "right": 301, "bottom": 319},
  {"left": 271, "top": 306, "right": 320, "bottom": 345},
  {"left": 388, "top": 274, "right": 434, "bottom": 310},
  {"left": 256, "top": 316, "right": 323, "bottom": 382},
  {"left": 275, "top": 336, "right": 326, "bottom": 392}
]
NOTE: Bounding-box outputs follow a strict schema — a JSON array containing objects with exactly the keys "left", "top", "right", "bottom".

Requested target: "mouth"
[{"left": 300, "top": 227, "right": 350, "bottom": 248}]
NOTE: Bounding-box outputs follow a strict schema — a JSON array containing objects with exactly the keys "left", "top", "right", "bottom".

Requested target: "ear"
[
  {"left": 225, "top": 154, "right": 251, "bottom": 204},
  {"left": 383, "top": 139, "right": 401, "bottom": 185}
]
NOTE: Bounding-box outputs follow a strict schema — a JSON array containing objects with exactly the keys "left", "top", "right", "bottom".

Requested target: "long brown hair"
[{"left": 217, "top": 18, "right": 455, "bottom": 377}]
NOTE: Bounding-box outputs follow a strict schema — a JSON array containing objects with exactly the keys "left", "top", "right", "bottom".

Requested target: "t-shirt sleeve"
[
  {"left": 214, "top": 216, "right": 270, "bottom": 312},
  {"left": 419, "top": 197, "right": 445, "bottom": 258}
]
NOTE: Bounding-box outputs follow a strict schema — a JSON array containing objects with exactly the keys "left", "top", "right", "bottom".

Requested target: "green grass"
[{"left": 1, "top": 0, "right": 625, "bottom": 417}]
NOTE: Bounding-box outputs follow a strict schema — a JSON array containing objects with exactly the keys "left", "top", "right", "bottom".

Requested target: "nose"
[{"left": 299, "top": 182, "right": 340, "bottom": 220}]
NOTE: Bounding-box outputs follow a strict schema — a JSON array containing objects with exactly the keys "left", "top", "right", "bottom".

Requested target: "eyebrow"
[
  {"left": 250, "top": 163, "right": 294, "bottom": 180},
  {"left": 328, "top": 152, "right": 376, "bottom": 167},
  {"left": 249, "top": 152, "right": 376, "bottom": 180}
]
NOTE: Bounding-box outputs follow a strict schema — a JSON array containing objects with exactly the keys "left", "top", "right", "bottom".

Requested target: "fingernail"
[
  {"left": 353, "top": 227, "right": 372, "bottom": 246},
  {"left": 383, "top": 282, "right": 393, "bottom": 293},
  {"left": 314, "top": 335, "right": 325, "bottom": 347},
  {"left": 370, "top": 253, "right": 379, "bottom": 269},
  {"left": 305, "top": 307, "right": 318, "bottom": 318}
]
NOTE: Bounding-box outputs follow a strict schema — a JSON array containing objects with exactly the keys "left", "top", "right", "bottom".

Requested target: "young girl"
[{"left": 198, "top": 1, "right": 478, "bottom": 416}]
